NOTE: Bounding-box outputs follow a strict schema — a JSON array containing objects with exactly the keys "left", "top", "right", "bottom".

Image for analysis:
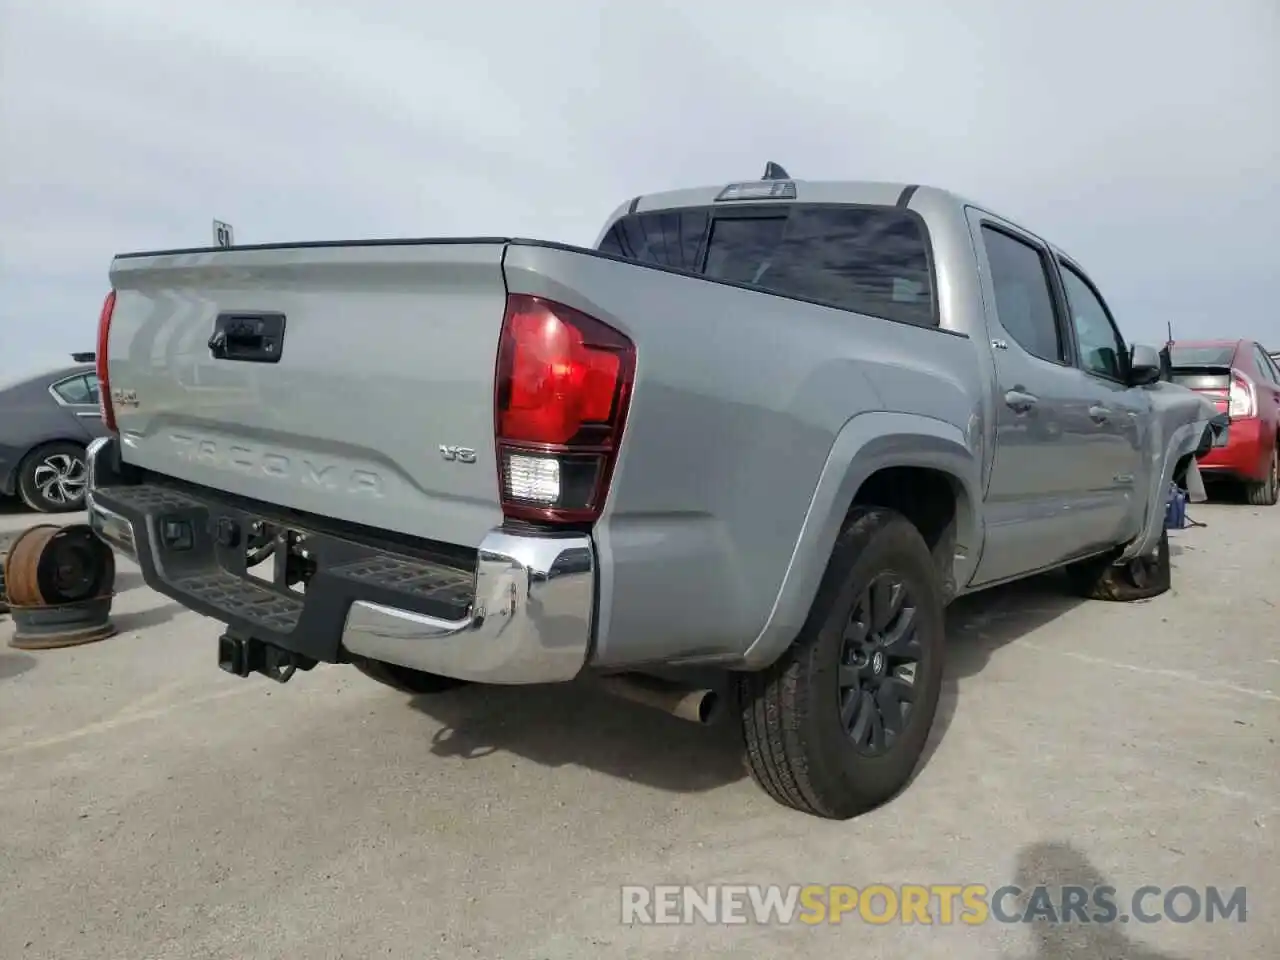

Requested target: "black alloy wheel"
[{"left": 837, "top": 572, "right": 923, "bottom": 756}]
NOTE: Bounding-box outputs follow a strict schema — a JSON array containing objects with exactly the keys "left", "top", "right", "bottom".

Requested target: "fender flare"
[{"left": 740, "top": 411, "right": 983, "bottom": 669}]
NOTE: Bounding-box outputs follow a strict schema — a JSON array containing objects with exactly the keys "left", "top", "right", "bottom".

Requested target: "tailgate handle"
[{"left": 209, "top": 312, "right": 287, "bottom": 363}]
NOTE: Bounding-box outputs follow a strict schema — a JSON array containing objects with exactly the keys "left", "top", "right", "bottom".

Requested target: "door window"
[
  {"left": 980, "top": 226, "right": 1066, "bottom": 364},
  {"left": 1059, "top": 264, "right": 1127, "bottom": 382}
]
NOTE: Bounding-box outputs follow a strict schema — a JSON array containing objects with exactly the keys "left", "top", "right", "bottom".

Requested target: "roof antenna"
[{"left": 762, "top": 162, "right": 790, "bottom": 181}]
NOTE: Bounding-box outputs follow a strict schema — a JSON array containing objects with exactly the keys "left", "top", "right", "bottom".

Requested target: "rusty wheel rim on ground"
[
  {"left": 2, "top": 524, "right": 116, "bottom": 608},
  {"left": 7, "top": 596, "right": 117, "bottom": 650},
  {"left": 0, "top": 531, "right": 16, "bottom": 614}
]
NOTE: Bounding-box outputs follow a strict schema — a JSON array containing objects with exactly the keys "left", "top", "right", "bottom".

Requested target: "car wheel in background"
[
  {"left": 17, "top": 442, "right": 89, "bottom": 514},
  {"left": 1244, "top": 448, "right": 1279, "bottom": 507}
]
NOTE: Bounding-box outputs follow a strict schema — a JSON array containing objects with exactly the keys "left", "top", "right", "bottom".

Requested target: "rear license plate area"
[{"left": 233, "top": 522, "right": 313, "bottom": 595}]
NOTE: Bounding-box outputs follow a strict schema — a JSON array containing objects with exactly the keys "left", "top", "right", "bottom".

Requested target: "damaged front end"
[{"left": 1117, "top": 384, "right": 1224, "bottom": 563}]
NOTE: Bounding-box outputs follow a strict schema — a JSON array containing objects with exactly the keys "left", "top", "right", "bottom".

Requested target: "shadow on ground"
[
  {"left": 913, "top": 572, "right": 1086, "bottom": 781},
  {"left": 1003, "top": 841, "right": 1189, "bottom": 960},
  {"left": 0, "top": 652, "right": 37, "bottom": 681},
  {"left": 407, "top": 572, "right": 1105, "bottom": 795},
  {"left": 0, "top": 497, "right": 28, "bottom": 516},
  {"left": 110, "top": 602, "right": 185, "bottom": 634},
  {"left": 408, "top": 678, "right": 747, "bottom": 793}
]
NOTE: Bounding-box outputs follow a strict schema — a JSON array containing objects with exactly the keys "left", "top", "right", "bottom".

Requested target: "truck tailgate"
[{"left": 106, "top": 241, "right": 509, "bottom": 548}]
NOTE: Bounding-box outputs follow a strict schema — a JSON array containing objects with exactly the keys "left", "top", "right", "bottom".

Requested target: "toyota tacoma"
[{"left": 86, "top": 167, "right": 1218, "bottom": 819}]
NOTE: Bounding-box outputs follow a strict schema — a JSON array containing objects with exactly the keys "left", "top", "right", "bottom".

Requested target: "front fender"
[
  {"left": 1117, "top": 384, "right": 1219, "bottom": 563},
  {"left": 741, "top": 411, "right": 982, "bottom": 669}
]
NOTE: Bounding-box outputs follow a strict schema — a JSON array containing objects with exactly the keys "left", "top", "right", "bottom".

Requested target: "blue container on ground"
[{"left": 1165, "top": 484, "right": 1188, "bottom": 530}]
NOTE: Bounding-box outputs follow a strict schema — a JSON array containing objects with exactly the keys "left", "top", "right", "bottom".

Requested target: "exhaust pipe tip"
[
  {"left": 598, "top": 673, "right": 723, "bottom": 725},
  {"left": 691, "top": 689, "right": 722, "bottom": 725}
]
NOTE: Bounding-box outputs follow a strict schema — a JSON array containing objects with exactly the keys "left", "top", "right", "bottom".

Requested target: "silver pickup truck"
[{"left": 85, "top": 169, "right": 1218, "bottom": 819}]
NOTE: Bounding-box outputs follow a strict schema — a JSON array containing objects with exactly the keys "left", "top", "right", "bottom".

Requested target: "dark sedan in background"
[{"left": 0, "top": 355, "right": 110, "bottom": 513}]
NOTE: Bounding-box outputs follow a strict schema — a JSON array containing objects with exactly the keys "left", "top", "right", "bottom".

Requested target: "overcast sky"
[{"left": 1, "top": 0, "right": 1276, "bottom": 376}]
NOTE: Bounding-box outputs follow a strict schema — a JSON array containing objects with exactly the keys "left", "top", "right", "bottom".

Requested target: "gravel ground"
[{"left": 0, "top": 496, "right": 1276, "bottom": 959}]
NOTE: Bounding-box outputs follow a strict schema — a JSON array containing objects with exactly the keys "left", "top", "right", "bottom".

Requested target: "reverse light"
[
  {"left": 1228, "top": 371, "right": 1255, "bottom": 419},
  {"left": 494, "top": 294, "right": 635, "bottom": 524},
  {"left": 96, "top": 290, "right": 117, "bottom": 432},
  {"left": 503, "top": 453, "right": 561, "bottom": 505}
]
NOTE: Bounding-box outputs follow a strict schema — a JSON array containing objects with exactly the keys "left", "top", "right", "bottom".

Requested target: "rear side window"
[
  {"left": 598, "top": 208, "right": 709, "bottom": 272},
  {"left": 1250, "top": 345, "right": 1279, "bottom": 385},
  {"left": 51, "top": 374, "right": 95, "bottom": 405},
  {"left": 598, "top": 204, "right": 936, "bottom": 328},
  {"left": 980, "top": 226, "right": 1065, "bottom": 364}
]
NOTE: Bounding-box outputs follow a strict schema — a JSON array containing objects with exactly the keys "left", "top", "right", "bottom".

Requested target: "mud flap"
[{"left": 1184, "top": 459, "right": 1207, "bottom": 503}]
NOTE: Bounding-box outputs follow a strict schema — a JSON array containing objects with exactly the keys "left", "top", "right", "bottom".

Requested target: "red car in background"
[{"left": 1169, "top": 340, "right": 1280, "bottom": 505}]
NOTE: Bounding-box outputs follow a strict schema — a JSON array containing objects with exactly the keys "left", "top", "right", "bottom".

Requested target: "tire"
[
  {"left": 0, "top": 531, "right": 14, "bottom": 614},
  {"left": 1244, "top": 447, "right": 1279, "bottom": 507},
  {"left": 351, "top": 656, "right": 470, "bottom": 695},
  {"left": 1064, "top": 528, "right": 1172, "bottom": 602},
  {"left": 735, "top": 506, "right": 946, "bottom": 820},
  {"left": 17, "top": 442, "right": 88, "bottom": 514}
]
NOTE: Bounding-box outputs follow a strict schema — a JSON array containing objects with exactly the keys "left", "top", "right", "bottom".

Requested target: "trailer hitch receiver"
[{"left": 218, "top": 631, "right": 317, "bottom": 683}]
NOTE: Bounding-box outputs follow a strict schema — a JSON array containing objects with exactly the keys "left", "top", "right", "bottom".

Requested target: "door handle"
[
  {"left": 1089, "top": 405, "right": 1111, "bottom": 424},
  {"left": 1004, "top": 389, "right": 1038, "bottom": 413}
]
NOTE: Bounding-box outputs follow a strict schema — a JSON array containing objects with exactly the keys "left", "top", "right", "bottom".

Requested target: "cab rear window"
[{"left": 597, "top": 204, "right": 936, "bottom": 328}]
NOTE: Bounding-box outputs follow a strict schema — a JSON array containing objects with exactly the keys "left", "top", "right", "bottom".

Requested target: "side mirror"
[{"left": 1128, "top": 343, "right": 1163, "bottom": 386}]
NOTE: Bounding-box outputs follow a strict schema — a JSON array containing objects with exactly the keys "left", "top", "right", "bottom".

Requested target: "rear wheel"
[
  {"left": 17, "top": 442, "right": 88, "bottom": 514},
  {"left": 1244, "top": 448, "right": 1278, "bottom": 506},
  {"left": 736, "top": 507, "right": 946, "bottom": 820},
  {"left": 351, "top": 656, "right": 470, "bottom": 695},
  {"left": 1065, "top": 528, "right": 1171, "bottom": 602}
]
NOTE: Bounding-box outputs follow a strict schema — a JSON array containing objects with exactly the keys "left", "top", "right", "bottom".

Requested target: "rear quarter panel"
[{"left": 503, "top": 243, "right": 986, "bottom": 668}]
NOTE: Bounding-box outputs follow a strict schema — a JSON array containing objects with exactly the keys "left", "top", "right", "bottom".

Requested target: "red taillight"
[
  {"left": 494, "top": 294, "right": 635, "bottom": 524},
  {"left": 96, "top": 290, "right": 117, "bottom": 432},
  {"left": 1228, "top": 371, "right": 1255, "bottom": 419}
]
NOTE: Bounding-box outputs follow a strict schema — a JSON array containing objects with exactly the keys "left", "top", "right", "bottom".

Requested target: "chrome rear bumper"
[{"left": 84, "top": 435, "right": 595, "bottom": 684}]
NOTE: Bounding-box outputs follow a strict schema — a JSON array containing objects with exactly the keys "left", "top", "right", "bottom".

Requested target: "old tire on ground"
[
  {"left": 1064, "top": 528, "right": 1172, "bottom": 602},
  {"left": 17, "top": 441, "right": 89, "bottom": 514},
  {"left": 0, "top": 531, "right": 16, "bottom": 614},
  {"left": 1244, "top": 448, "right": 1279, "bottom": 507},
  {"left": 735, "top": 506, "right": 946, "bottom": 820},
  {"left": 351, "top": 656, "right": 470, "bottom": 695}
]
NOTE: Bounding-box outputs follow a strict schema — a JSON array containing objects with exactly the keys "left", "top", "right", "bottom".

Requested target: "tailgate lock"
[{"left": 209, "top": 312, "right": 287, "bottom": 364}]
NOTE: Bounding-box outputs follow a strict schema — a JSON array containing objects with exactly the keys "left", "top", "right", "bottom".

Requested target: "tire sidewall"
[{"left": 805, "top": 514, "right": 946, "bottom": 802}]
